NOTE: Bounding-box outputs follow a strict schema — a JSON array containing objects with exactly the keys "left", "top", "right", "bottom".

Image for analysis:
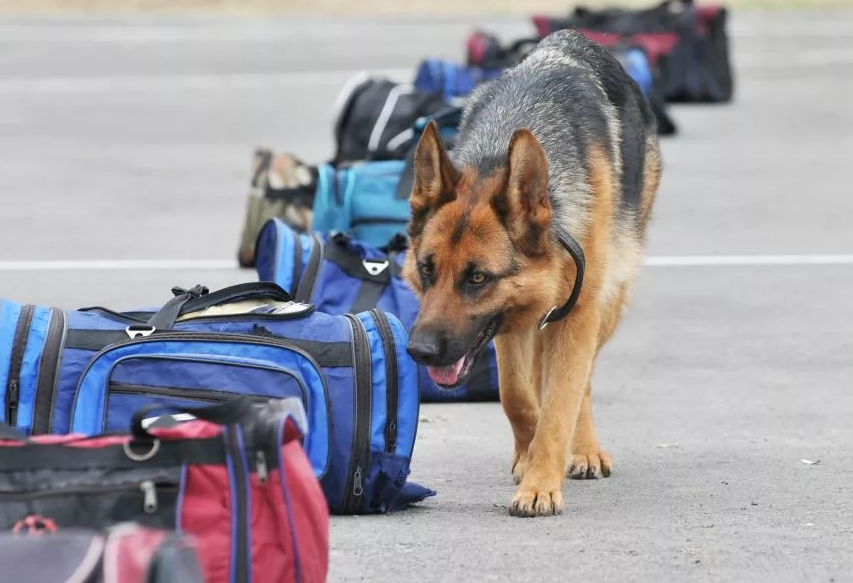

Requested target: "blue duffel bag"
[
  {"left": 0, "top": 282, "right": 433, "bottom": 514},
  {"left": 311, "top": 159, "right": 410, "bottom": 249},
  {"left": 413, "top": 58, "right": 504, "bottom": 103},
  {"left": 310, "top": 106, "right": 463, "bottom": 249},
  {"left": 255, "top": 218, "right": 500, "bottom": 404}
]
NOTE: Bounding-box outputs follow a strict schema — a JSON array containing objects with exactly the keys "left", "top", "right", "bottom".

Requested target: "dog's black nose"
[{"left": 406, "top": 339, "right": 442, "bottom": 365}]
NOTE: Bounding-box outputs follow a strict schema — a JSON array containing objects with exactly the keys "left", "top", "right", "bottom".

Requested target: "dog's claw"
[
  {"left": 509, "top": 481, "right": 564, "bottom": 517},
  {"left": 511, "top": 454, "right": 529, "bottom": 485},
  {"left": 567, "top": 450, "right": 612, "bottom": 480}
]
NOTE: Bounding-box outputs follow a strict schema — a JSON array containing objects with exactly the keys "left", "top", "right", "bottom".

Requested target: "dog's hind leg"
[
  {"left": 494, "top": 326, "right": 540, "bottom": 485},
  {"left": 566, "top": 282, "right": 629, "bottom": 480}
]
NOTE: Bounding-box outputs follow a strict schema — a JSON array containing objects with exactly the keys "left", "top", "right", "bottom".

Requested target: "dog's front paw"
[
  {"left": 567, "top": 450, "right": 612, "bottom": 480},
  {"left": 509, "top": 475, "right": 564, "bottom": 517}
]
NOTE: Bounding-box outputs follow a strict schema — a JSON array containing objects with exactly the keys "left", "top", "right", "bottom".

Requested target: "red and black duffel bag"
[{"left": 0, "top": 396, "right": 329, "bottom": 583}]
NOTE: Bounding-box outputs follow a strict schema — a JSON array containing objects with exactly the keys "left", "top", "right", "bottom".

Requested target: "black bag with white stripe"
[{"left": 331, "top": 75, "right": 449, "bottom": 167}]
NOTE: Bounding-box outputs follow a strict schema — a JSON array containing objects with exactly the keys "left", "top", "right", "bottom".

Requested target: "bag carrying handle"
[
  {"left": 144, "top": 282, "right": 295, "bottom": 332},
  {"left": 130, "top": 395, "right": 259, "bottom": 441}
]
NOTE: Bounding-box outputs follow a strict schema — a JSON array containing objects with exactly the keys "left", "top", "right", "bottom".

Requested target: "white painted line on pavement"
[
  {"left": 736, "top": 47, "right": 853, "bottom": 69},
  {"left": 1, "top": 255, "right": 852, "bottom": 271},
  {"left": 0, "top": 260, "right": 239, "bottom": 271},
  {"left": 645, "top": 255, "right": 853, "bottom": 267}
]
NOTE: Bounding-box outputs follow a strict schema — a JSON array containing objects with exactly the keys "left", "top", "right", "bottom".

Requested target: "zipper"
[
  {"left": 369, "top": 310, "right": 398, "bottom": 453},
  {"left": 0, "top": 480, "right": 176, "bottom": 514},
  {"left": 109, "top": 382, "right": 292, "bottom": 408},
  {"left": 6, "top": 305, "right": 34, "bottom": 426},
  {"left": 341, "top": 315, "right": 372, "bottom": 514},
  {"left": 32, "top": 308, "right": 67, "bottom": 435},
  {"left": 294, "top": 233, "right": 324, "bottom": 304},
  {"left": 226, "top": 425, "right": 250, "bottom": 583}
]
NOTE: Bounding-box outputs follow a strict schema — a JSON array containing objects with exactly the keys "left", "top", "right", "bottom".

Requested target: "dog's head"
[{"left": 402, "top": 120, "right": 561, "bottom": 388}]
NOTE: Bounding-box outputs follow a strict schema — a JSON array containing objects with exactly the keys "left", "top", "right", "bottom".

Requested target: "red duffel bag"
[{"left": 0, "top": 396, "right": 330, "bottom": 583}]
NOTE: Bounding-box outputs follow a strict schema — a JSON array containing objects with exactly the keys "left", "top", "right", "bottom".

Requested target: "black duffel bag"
[
  {"left": 532, "top": 0, "right": 734, "bottom": 104},
  {"left": 331, "top": 75, "right": 450, "bottom": 167}
]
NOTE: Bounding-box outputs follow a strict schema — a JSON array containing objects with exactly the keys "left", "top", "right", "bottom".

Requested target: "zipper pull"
[
  {"left": 256, "top": 450, "right": 268, "bottom": 483},
  {"left": 352, "top": 466, "right": 364, "bottom": 498},
  {"left": 388, "top": 420, "right": 397, "bottom": 451},
  {"left": 7, "top": 380, "right": 19, "bottom": 425},
  {"left": 140, "top": 481, "right": 158, "bottom": 514}
]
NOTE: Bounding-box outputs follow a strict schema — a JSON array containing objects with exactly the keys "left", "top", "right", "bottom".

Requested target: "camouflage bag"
[{"left": 237, "top": 149, "right": 318, "bottom": 268}]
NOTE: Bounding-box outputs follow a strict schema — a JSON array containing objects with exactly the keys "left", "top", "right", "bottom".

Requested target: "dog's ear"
[
  {"left": 408, "top": 120, "right": 459, "bottom": 239},
  {"left": 492, "top": 128, "right": 552, "bottom": 255}
]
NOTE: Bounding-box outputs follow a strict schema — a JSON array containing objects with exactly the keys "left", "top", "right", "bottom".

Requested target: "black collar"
[{"left": 538, "top": 232, "right": 585, "bottom": 330}]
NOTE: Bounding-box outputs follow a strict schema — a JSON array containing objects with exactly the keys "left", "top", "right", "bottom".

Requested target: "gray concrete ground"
[{"left": 1, "top": 10, "right": 852, "bottom": 583}]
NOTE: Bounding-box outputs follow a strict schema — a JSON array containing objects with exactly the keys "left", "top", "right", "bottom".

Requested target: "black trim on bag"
[
  {"left": 226, "top": 425, "right": 250, "bottom": 583},
  {"left": 6, "top": 305, "right": 35, "bottom": 427},
  {"left": 291, "top": 231, "right": 304, "bottom": 296},
  {"left": 350, "top": 281, "right": 387, "bottom": 315},
  {"left": 325, "top": 242, "right": 392, "bottom": 284},
  {"left": 370, "top": 310, "right": 398, "bottom": 453},
  {"left": 32, "top": 308, "right": 67, "bottom": 435},
  {"left": 0, "top": 437, "right": 229, "bottom": 471},
  {"left": 342, "top": 315, "right": 372, "bottom": 514},
  {"left": 294, "top": 233, "right": 324, "bottom": 304},
  {"left": 63, "top": 329, "right": 354, "bottom": 369}
]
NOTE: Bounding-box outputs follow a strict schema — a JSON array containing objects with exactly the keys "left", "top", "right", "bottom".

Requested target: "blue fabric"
[
  {"left": 356, "top": 313, "right": 389, "bottom": 455},
  {"left": 71, "top": 341, "right": 329, "bottom": 478},
  {"left": 311, "top": 160, "right": 411, "bottom": 249},
  {"left": 0, "top": 300, "right": 22, "bottom": 424},
  {"left": 413, "top": 59, "right": 503, "bottom": 102},
  {"left": 274, "top": 222, "right": 297, "bottom": 294},
  {"left": 255, "top": 219, "right": 501, "bottom": 404},
  {"left": 16, "top": 306, "right": 51, "bottom": 433},
  {"left": 617, "top": 47, "right": 654, "bottom": 98},
  {"left": 414, "top": 54, "right": 654, "bottom": 103}
]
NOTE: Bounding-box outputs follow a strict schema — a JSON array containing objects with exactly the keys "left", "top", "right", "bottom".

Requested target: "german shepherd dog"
[{"left": 402, "top": 29, "right": 662, "bottom": 517}]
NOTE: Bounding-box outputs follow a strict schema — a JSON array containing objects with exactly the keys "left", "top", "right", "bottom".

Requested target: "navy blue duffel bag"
[
  {"left": 254, "top": 218, "right": 500, "bottom": 404},
  {"left": 0, "top": 282, "right": 433, "bottom": 514},
  {"left": 413, "top": 58, "right": 504, "bottom": 103}
]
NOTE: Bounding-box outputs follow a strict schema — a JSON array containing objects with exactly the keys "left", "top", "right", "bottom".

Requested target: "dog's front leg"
[
  {"left": 494, "top": 326, "right": 540, "bottom": 484},
  {"left": 508, "top": 304, "right": 600, "bottom": 517}
]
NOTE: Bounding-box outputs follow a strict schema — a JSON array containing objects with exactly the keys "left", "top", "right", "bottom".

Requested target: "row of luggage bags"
[{"left": 0, "top": 279, "right": 449, "bottom": 581}]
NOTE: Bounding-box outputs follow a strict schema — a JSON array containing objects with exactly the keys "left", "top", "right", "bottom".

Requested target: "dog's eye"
[
  {"left": 419, "top": 264, "right": 433, "bottom": 277},
  {"left": 468, "top": 273, "right": 487, "bottom": 285}
]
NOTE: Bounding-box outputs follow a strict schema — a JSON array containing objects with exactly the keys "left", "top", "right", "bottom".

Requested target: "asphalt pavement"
[{"left": 0, "top": 10, "right": 852, "bottom": 583}]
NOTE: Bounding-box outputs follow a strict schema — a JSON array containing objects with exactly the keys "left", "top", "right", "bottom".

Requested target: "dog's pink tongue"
[{"left": 427, "top": 356, "right": 465, "bottom": 386}]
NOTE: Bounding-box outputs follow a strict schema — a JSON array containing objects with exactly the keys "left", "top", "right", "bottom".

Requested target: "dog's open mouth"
[{"left": 427, "top": 317, "right": 500, "bottom": 389}]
